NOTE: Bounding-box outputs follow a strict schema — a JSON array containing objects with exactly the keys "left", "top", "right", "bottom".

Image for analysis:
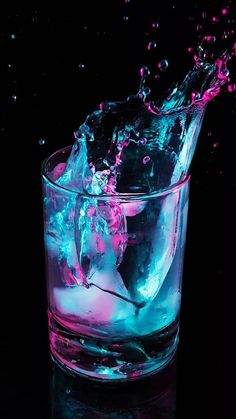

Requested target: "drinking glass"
[{"left": 42, "top": 146, "right": 190, "bottom": 381}]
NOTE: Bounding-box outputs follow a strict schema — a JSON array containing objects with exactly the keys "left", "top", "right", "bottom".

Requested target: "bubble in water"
[
  {"left": 228, "top": 83, "right": 236, "bottom": 93},
  {"left": 221, "top": 8, "right": 229, "bottom": 15},
  {"left": 157, "top": 59, "right": 168, "bottom": 72},
  {"left": 142, "top": 156, "right": 151, "bottom": 164},
  {"left": 11, "top": 95, "right": 17, "bottom": 102},
  {"left": 78, "top": 63, "right": 85, "bottom": 70},
  {"left": 123, "top": 16, "right": 129, "bottom": 21},
  {"left": 147, "top": 41, "right": 157, "bottom": 51},
  {"left": 140, "top": 66, "right": 150, "bottom": 77},
  {"left": 10, "top": 34, "right": 16, "bottom": 40},
  {"left": 202, "top": 35, "right": 216, "bottom": 43},
  {"left": 124, "top": 0, "right": 131, "bottom": 3},
  {"left": 151, "top": 21, "right": 159, "bottom": 29},
  {"left": 202, "top": 11, "right": 207, "bottom": 19},
  {"left": 39, "top": 138, "right": 46, "bottom": 145}
]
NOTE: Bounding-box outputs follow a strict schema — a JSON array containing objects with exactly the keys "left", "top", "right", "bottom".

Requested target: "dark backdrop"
[{"left": 1, "top": 1, "right": 234, "bottom": 418}]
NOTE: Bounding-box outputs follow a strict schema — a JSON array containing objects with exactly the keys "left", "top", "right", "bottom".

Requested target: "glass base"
[{"left": 49, "top": 311, "right": 179, "bottom": 381}]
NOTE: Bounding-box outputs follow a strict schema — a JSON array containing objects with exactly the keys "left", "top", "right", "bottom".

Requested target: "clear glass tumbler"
[{"left": 42, "top": 146, "right": 190, "bottom": 381}]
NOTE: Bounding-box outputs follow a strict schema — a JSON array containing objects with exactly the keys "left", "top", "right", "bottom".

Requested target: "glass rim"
[{"left": 42, "top": 145, "right": 190, "bottom": 201}]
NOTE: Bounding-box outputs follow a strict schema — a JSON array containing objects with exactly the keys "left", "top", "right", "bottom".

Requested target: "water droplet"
[
  {"left": 212, "top": 16, "right": 219, "bottom": 23},
  {"left": 218, "top": 68, "right": 229, "bottom": 80},
  {"left": 66, "top": 388, "right": 71, "bottom": 394},
  {"left": 221, "top": 8, "right": 229, "bottom": 15},
  {"left": 10, "top": 34, "right": 16, "bottom": 40},
  {"left": 123, "top": 16, "right": 129, "bottom": 21},
  {"left": 39, "top": 138, "right": 46, "bottom": 145},
  {"left": 157, "top": 59, "right": 168, "bottom": 72},
  {"left": 11, "top": 95, "right": 17, "bottom": 102},
  {"left": 202, "top": 35, "right": 216, "bottom": 43},
  {"left": 222, "top": 31, "right": 228, "bottom": 39},
  {"left": 142, "top": 156, "right": 151, "bottom": 164},
  {"left": 140, "top": 66, "right": 150, "bottom": 77},
  {"left": 78, "top": 63, "right": 85, "bottom": 70},
  {"left": 141, "top": 86, "right": 151, "bottom": 99},
  {"left": 196, "top": 24, "right": 203, "bottom": 32},
  {"left": 228, "top": 83, "right": 236, "bottom": 93},
  {"left": 151, "top": 21, "right": 159, "bottom": 29},
  {"left": 147, "top": 41, "right": 157, "bottom": 51}
]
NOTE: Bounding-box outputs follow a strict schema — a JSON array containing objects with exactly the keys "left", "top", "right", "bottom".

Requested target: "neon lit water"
[{"left": 43, "top": 48, "right": 233, "bottom": 380}]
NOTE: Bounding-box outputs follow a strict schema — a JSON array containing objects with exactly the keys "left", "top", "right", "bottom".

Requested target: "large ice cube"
[
  {"left": 53, "top": 269, "right": 135, "bottom": 324},
  {"left": 75, "top": 198, "right": 127, "bottom": 284}
]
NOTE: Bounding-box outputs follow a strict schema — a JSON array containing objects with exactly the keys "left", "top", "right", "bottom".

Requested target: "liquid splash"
[{"left": 58, "top": 39, "right": 234, "bottom": 195}]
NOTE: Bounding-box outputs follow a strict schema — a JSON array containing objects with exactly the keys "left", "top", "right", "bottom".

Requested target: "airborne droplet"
[
  {"left": 39, "top": 138, "right": 46, "bottom": 145},
  {"left": 228, "top": 83, "right": 236, "bottom": 93},
  {"left": 212, "top": 16, "right": 219, "bottom": 23},
  {"left": 140, "top": 66, "right": 150, "bottom": 78},
  {"left": 142, "top": 156, "right": 151, "bottom": 164},
  {"left": 202, "top": 35, "right": 216, "bottom": 43},
  {"left": 151, "top": 21, "right": 159, "bottom": 29},
  {"left": 221, "top": 8, "right": 229, "bottom": 15},
  {"left": 147, "top": 41, "right": 157, "bottom": 51},
  {"left": 157, "top": 59, "right": 168, "bottom": 72}
]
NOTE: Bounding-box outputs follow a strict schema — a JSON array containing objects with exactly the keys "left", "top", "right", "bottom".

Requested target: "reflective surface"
[{"left": 50, "top": 359, "right": 177, "bottom": 418}]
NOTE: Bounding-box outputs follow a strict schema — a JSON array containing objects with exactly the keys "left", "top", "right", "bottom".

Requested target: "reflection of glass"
[
  {"left": 42, "top": 147, "right": 189, "bottom": 381},
  {"left": 50, "top": 360, "right": 177, "bottom": 419}
]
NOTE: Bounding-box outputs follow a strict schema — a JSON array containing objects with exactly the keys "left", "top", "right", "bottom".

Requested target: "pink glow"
[
  {"left": 228, "top": 83, "right": 236, "bottom": 93},
  {"left": 203, "top": 87, "right": 220, "bottom": 102},
  {"left": 122, "top": 201, "right": 146, "bottom": 216},
  {"left": 212, "top": 16, "right": 219, "bottom": 23},
  {"left": 221, "top": 8, "right": 229, "bottom": 15},
  {"left": 187, "top": 47, "right": 193, "bottom": 53},
  {"left": 96, "top": 234, "right": 106, "bottom": 253},
  {"left": 203, "top": 35, "right": 216, "bottom": 43}
]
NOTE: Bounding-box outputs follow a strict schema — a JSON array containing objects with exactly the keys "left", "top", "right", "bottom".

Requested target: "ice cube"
[
  {"left": 53, "top": 269, "right": 135, "bottom": 324},
  {"left": 125, "top": 190, "right": 181, "bottom": 306},
  {"left": 75, "top": 198, "right": 128, "bottom": 282}
]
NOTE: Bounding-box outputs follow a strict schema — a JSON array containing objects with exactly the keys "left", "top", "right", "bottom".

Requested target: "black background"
[{"left": 1, "top": 1, "right": 234, "bottom": 418}]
